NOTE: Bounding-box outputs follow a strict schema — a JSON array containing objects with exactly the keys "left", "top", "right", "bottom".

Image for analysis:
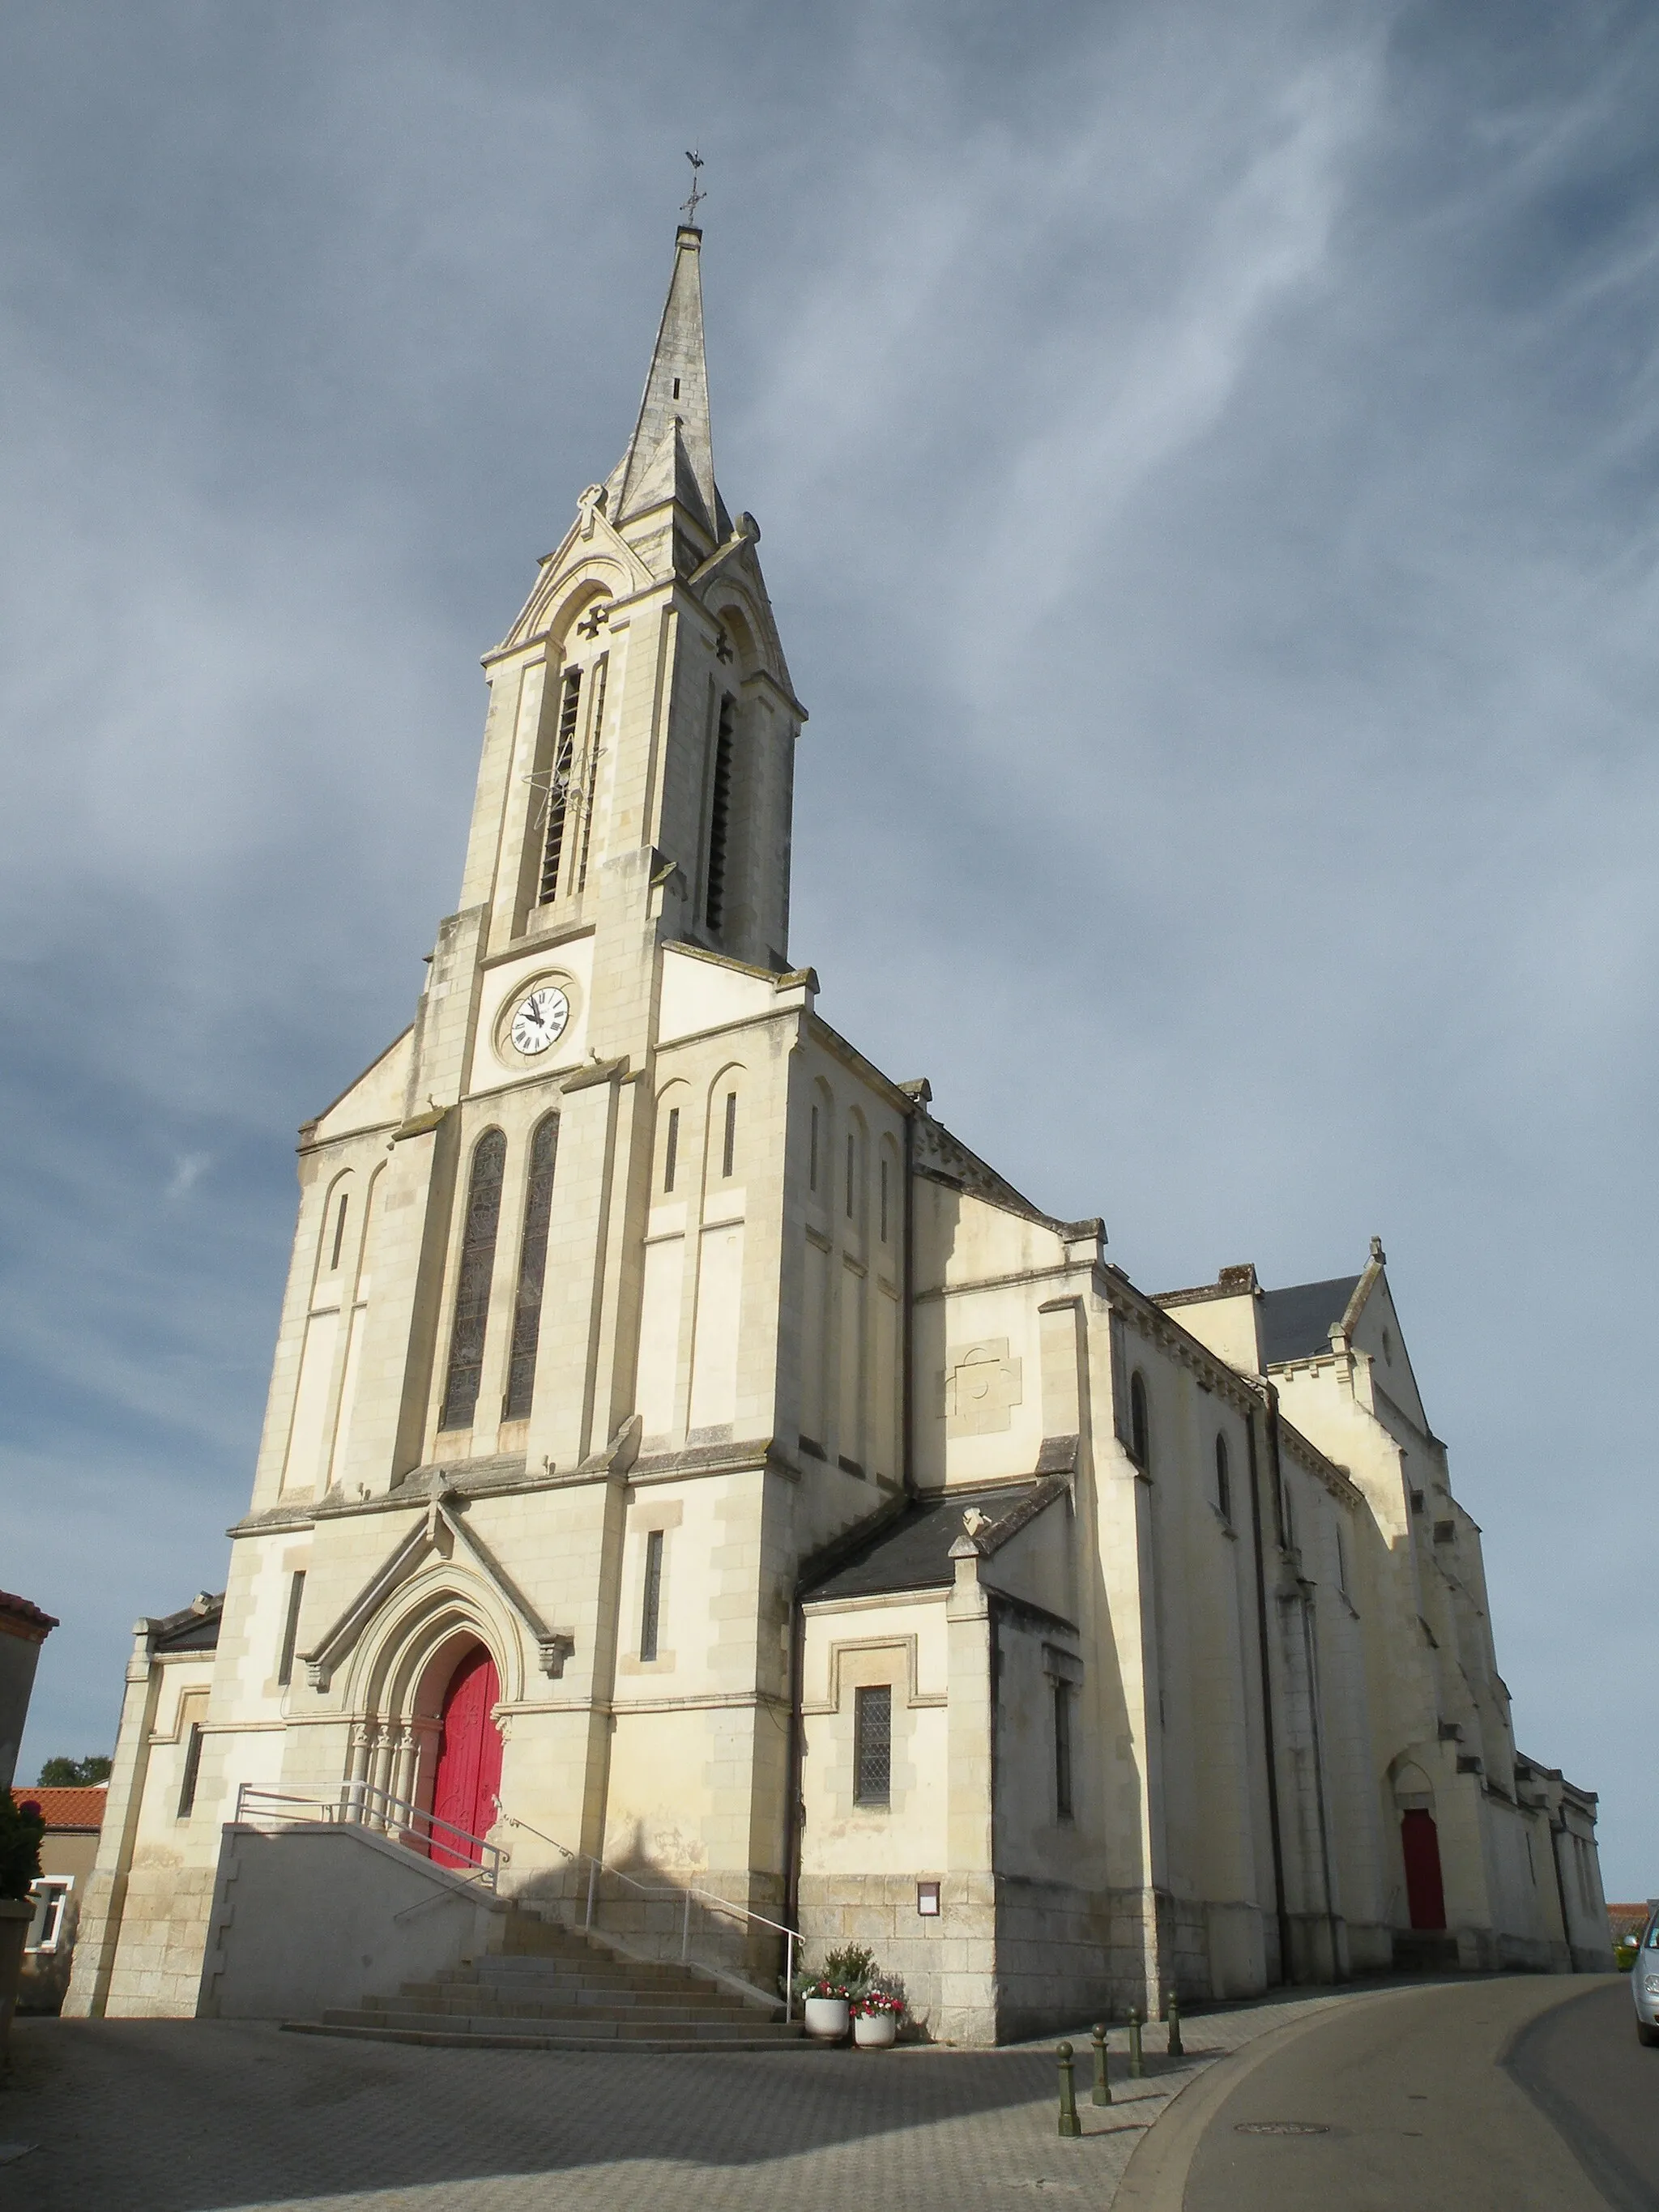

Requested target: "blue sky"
[{"left": 4, "top": 1, "right": 1656, "bottom": 1896}]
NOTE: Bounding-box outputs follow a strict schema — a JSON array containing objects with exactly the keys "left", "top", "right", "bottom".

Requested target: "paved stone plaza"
[{"left": 0, "top": 1990, "right": 1371, "bottom": 2212}]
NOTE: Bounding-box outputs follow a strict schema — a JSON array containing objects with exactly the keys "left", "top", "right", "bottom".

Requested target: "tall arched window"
[
  {"left": 504, "top": 1114, "right": 561, "bottom": 1421},
  {"left": 538, "top": 665, "right": 583, "bottom": 904},
  {"left": 440, "top": 1129, "right": 507, "bottom": 1430},
  {"left": 1214, "top": 1434, "right": 1232, "bottom": 1522},
  {"left": 1128, "top": 1370, "right": 1151, "bottom": 1472}
]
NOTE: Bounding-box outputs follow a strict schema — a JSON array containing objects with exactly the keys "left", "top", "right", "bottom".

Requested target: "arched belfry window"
[
  {"left": 440, "top": 1129, "right": 507, "bottom": 1430},
  {"left": 504, "top": 1114, "right": 561, "bottom": 1421},
  {"left": 539, "top": 665, "right": 583, "bottom": 905},
  {"left": 1128, "top": 1370, "right": 1151, "bottom": 1472},
  {"left": 705, "top": 694, "right": 736, "bottom": 931}
]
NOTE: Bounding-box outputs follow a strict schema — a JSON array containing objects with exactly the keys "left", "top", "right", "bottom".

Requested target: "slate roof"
[
  {"left": 11, "top": 1785, "right": 106, "bottom": 1832},
  {"left": 1260, "top": 1275, "right": 1362, "bottom": 1367},
  {"left": 803, "top": 1483, "right": 1043, "bottom": 1605},
  {"left": 152, "top": 1592, "right": 224, "bottom": 1653}
]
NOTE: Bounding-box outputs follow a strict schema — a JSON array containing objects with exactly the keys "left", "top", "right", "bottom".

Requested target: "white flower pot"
[
  {"left": 804, "top": 1996, "right": 851, "bottom": 2040},
  {"left": 854, "top": 2009, "right": 898, "bottom": 2048}
]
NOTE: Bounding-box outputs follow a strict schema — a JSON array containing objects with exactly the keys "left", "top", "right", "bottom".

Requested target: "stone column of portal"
[
  {"left": 943, "top": 1532, "right": 997, "bottom": 2047},
  {"left": 343, "top": 1720, "right": 373, "bottom": 1822},
  {"left": 390, "top": 1728, "right": 420, "bottom": 1827},
  {"left": 368, "top": 1723, "right": 396, "bottom": 1828}
]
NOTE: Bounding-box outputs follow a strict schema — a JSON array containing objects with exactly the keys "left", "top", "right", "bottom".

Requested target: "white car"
[{"left": 1635, "top": 1903, "right": 1659, "bottom": 2048}]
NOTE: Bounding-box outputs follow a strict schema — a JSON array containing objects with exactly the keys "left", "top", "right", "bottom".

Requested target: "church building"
[{"left": 67, "top": 223, "right": 1610, "bottom": 2045}]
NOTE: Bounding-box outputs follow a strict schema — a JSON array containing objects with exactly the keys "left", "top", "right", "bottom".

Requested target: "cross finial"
[{"left": 681, "top": 147, "right": 706, "bottom": 227}]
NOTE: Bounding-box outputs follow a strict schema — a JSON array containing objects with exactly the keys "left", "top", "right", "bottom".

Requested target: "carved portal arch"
[{"left": 333, "top": 1562, "right": 522, "bottom": 1847}]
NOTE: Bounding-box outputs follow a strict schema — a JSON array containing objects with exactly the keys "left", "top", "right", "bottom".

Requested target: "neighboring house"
[
  {"left": 1610, "top": 1902, "right": 1656, "bottom": 1944},
  {"left": 65, "top": 222, "right": 1614, "bottom": 2044},
  {"left": 14, "top": 1787, "right": 106, "bottom": 2012},
  {"left": 0, "top": 1592, "right": 58, "bottom": 1792}
]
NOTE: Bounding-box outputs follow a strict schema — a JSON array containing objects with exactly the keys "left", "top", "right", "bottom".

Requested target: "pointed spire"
[{"left": 605, "top": 226, "right": 731, "bottom": 543}]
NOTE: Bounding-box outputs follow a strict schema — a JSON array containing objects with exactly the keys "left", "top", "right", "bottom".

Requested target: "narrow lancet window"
[
  {"left": 1215, "top": 1434, "right": 1231, "bottom": 1523},
  {"left": 722, "top": 1091, "right": 737, "bottom": 1178},
  {"left": 854, "top": 1685, "right": 892, "bottom": 1807},
  {"left": 705, "top": 695, "right": 735, "bottom": 931},
  {"left": 1129, "top": 1371, "right": 1151, "bottom": 1471},
  {"left": 330, "top": 1193, "right": 349, "bottom": 1271},
  {"left": 663, "top": 1106, "right": 680, "bottom": 1193},
  {"left": 846, "top": 1134, "right": 855, "bottom": 1218},
  {"left": 880, "top": 1156, "right": 889, "bottom": 1243},
  {"left": 1054, "top": 1682, "right": 1074, "bottom": 1821},
  {"left": 809, "top": 1104, "right": 819, "bottom": 1191},
  {"left": 539, "top": 666, "right": 583, "bottom": 904},
  {"left": 177, "top": 1722, "right": 204, "bottom": 1818},
  {"left": 504, "top": 1114, "right": 561, "bottom": 1421},
  {"left": 277, "top": 1571, "right": 306, "bottom": 1689},
  {"left": 641, "top": 1528, "right": 665, "bottom": 1661},
  {"left": 439, "top": 1128, "right": 507, "bottom": 1430}
]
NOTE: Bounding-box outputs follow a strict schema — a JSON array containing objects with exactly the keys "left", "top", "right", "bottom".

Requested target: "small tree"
[
  {"left": 0, "top": 1796, "right": 45, "bottom": 1902},
  {"left": 36, "top": 1755, "right": 112, "bottom": 1787}
]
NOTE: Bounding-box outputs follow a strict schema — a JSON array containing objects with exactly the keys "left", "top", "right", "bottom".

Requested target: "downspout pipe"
[
  {"left": 900, "top": 1093, "right": 919, "bottom": 1502},
  {"left": 1246, "top": 1395, "right": 1293, "bottom": 1984},
  {"left": 782, "top": 1596, "right": 806, "bottom": 1941}
]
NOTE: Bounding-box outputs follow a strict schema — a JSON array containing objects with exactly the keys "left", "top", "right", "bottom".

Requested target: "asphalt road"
[
  {"left": 1507, "top": 1980, "right": 1659, "bottom": 2212},
  {"left": 1122, "top": 1974, "right": 1658, "bottom": 2212}
]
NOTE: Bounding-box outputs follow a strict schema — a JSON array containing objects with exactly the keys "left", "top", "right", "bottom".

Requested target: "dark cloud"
[{"left": 3, "top": 0, "right": 1653, "bottom": 1890}]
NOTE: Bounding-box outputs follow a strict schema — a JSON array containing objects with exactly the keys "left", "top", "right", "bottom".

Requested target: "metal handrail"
[
  {"left": 491, "top": 1800, "right": 800, "bottom": 2020},
  {"left": 233, "top": 1782, "right": 508, "bottom": 1892}
]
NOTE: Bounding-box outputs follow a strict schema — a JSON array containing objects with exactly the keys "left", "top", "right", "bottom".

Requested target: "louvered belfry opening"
[
  {"left": 539, "top": 665, "right": 583, "bottom": 904},
  {"left": 504, "top": 1113, "right": 561, "bottom": 1420},
  {"left": 704, "top": 693, "right": 735, "bottom": 931},
  {"left": 440, "top": 1128, "right": 507, "bottom": 1430}
]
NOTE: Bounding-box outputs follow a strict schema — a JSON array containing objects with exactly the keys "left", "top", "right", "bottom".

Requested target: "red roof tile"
[
  {"left": 11, "top": 1786, "right": 106, "bottom": 1831},
  {"left": 0, "top": 1591, "right": 59, "bottom": 1639}
]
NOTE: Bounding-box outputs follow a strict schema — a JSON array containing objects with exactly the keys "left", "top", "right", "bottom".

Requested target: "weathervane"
[{"left": 681, "top": 148, "right": 706, "bottom": 226}]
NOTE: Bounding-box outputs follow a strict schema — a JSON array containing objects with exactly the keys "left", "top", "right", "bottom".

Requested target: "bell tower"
[{"left": 439, "top": 220, "right": 804, "bottom": 1082}]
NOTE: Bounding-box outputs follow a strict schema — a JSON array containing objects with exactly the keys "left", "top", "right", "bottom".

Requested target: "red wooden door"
[
  {"left": 429, "top": 1644, "right": 501, "bottom": 1867},
  {"left": 1401, "top": 1807, "right": 1447, "bottom": 1930}
]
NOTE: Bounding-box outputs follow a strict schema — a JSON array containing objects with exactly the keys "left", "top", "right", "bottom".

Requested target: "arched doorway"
[
  {"left": 1401, "top": 1807, "right": 1447, "bottom": 1930},
  {"left": 429, "top": 1642, "right": 501, "bottom": 1867}
]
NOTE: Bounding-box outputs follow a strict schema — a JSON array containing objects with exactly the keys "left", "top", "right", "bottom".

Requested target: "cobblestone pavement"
[{"left": 0, "top": 1988, "right": 1388, "bottom": 2212}]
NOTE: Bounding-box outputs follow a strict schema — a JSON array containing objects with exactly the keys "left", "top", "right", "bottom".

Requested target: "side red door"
[
  {"left": 1401, "top": 1807, "right": 1447, "bottom": 1930},
  {"left": 429, "top": 1644, "right": 502, "bottom": 1867}
]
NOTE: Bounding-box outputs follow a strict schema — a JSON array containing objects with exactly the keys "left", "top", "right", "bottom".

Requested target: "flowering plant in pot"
[
  {"left": 790, "top": 1945, "right": 878, "bottom": 2040},
  {"left": 852, "top": 1980, "right": 906, "bottom": 2049}
]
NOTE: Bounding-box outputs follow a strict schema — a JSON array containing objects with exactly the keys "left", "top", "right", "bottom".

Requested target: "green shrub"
[{"left": 0, "top": 1794, "right": 45, "bottom": 1902}]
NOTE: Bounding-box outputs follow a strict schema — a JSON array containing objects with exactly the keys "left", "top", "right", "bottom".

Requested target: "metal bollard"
[
  {"left": 1091, "top": 2020, "right": 1112, "bottom": 2105},
  {"left": 1056, "top": 2043, "right": 1083, "bottom": 2137},
  {"left": 1166, "top": 1990, "right": 1183, "bottom": 2057},
  {"left": 1128, "top": 2007, "right": 1144, "bottom": 2078}
]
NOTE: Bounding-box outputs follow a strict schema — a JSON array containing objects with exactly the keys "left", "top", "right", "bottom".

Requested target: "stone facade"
[{"left": 67, "top": 224, "right": 1610, "bottom": 2042}]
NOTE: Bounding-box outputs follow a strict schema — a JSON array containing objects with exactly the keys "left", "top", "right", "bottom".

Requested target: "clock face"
[{"left": 510, "top": 985, "right": 570, "bottom": 1057}]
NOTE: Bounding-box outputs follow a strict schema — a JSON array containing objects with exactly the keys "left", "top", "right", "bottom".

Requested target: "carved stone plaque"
[{"left": 943, "top": 1339, "right": 1023, "bottom": 1436}]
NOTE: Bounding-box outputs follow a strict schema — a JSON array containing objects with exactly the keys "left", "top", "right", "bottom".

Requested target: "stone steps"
[
  {"left": 364, "top": 1995, "right": 757, "bottom": 2024},
  {"left": 284, "top": 1903, "right": 804, "bottom": 2054},
  {"left": 288, "top": 2019, "right": 817, "bottom": 2056},
  {"left": 319, "top": 2005, "right": 802, "bottom": 2041}
]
